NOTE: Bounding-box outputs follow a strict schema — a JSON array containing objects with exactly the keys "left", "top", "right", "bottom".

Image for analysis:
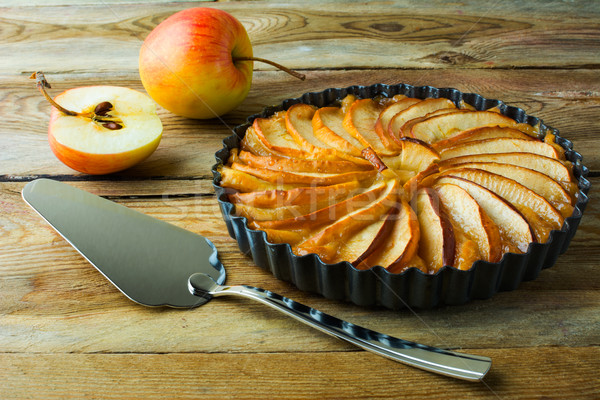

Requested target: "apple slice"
[
  {"left": 391, "top": 108, "right": 462, "bottom": 141},
  {"left": 437, "top": 152, "right": 576, "bottom": 195},
  {"left": 440, "top": 167, "right": 564, "bottom": 242},
  {"left": 237, "top": 150, "right": 372, "bottom": 174},
  {"left": 230, "top": 160, "right": 377, "bottom": 187},
  {"left": 439, "top": 137, "right": 563, "bottom": 160},
  {"left": 435, "top": 176, "right": 534, "bottom": 254},
  {"left": 342, "top": 98, "right": 399, "bottom": 155},
  {"left": 387, "top": 98, "right": 456, "bottom": 140},
  {"left": 229, "top": 180, "right": 365, "bottom": 209},
  {"left": 253, "top": 180, "right": 389, "bottom": 231},
  {"left": 440, "top": 161, "right": 574, "bottom": 211},
  {"left": 219, "top": 165, "right": 295, "bottom": 192},
  {"left": 253, "top": 113, "right": 341, "bottom": 161},
  {"left": 313, "top": 106, "right": 365, "bottom": 157},
  {"left": 47, "top": 85, "right": 163, "bottom": 175},
  {"left": 374, "top": 97, "right": 421, "bottom": 148},
  {"left": 410, "top": 110, "right": 518, "bottom": 143},
  {"left": 294, "top": 179, "right": 400, "bottom": 264},
  {"left": 414, "top": 188, "right": 455, "bottom": 273},
  {"left": 381, "top": 137, "right": 440, "bottom": 174},
  {"left": 432, "top": 126, "right": 535, "bottom": 151},
  {"left": 355, "top": 199, "right": 420, "bottom": 272},
  {"left": 286, "top": 103, "right": 371, "bottom": 166},
  {"left": 434, "top": 183, "right": 502, "bottom": 266}
]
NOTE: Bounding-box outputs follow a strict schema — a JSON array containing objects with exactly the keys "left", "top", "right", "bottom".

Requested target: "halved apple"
[{"left": 48, "top": 86, "right": 163, "bottom": 174}]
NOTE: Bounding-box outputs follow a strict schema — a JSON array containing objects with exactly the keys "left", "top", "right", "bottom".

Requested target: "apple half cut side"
[{"left": 48, "top": 86, "right": 162, "bottom": 175}]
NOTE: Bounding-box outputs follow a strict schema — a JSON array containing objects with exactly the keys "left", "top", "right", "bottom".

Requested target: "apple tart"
[{"left": 214, "top": 84, "right": 589, "bottom": 308}]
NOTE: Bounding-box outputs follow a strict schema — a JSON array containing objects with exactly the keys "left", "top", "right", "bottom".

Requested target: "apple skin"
[
  {"left": 139, "top": 7, "right": 254, "bottom": 119},
  {"left": 47, "top": 86, "right": 163, "bottom": 175}
]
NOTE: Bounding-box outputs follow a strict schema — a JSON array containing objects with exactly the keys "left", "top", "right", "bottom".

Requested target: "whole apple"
[{"left": 139, "top": 7, "right": 254, "bottom": 119}]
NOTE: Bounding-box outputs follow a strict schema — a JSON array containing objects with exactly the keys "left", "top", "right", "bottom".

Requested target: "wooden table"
[{"left": 1, "top": 1, "right": 598, "bottom": 398}]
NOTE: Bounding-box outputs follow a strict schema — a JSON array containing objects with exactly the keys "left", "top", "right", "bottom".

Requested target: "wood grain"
[
  {"left": 0, "top": 348, "right": 598, "bottom": 400},
  {"left": 2, "top": 69, "right": 599, "bottom": 179},
  {"left": 1, "top": 1, "right": 599, "bottom": 398},
  {"left": 1, "top": 1, "right": 599, "bottom": 76}
]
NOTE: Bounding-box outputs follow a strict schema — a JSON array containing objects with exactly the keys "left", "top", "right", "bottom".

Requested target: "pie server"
[{"left": 22, "top": 178, "right": 491, "bottom": 381}]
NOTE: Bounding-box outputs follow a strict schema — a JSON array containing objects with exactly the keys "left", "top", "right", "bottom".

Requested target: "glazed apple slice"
[
  {"left": 439, "top": 137, "right": 564, "bottom": 160},
  {"left": 253, "top": 113, "right": 344, "bottom": 161},
  {"left": 435, "top": 176, "right": 534, "bottom": 254},
  {"left": 355, "top": 199, "right": 420, "bottom": 273},
  {"left": 410, "top": 110, "right": 518, "bottom": 143},
  {"left": 391, "top": 108, "right": 462, "bottom": 140},
  {"left": 381, "top": 137, "right": 440, "bottom": 173},
  {"left": 230, "top": 160, "right": 378, "bottom": 187},
  {"left": 342, "top": 98, "right": 399, "bottom": 155},
  {"left": 414, "top": 187, "right": 455, "bottom": 273},
  {"left": 438, "top": 152, "right": 576, "bottom": 195},
  {"left": 229, "top": 180, "right": 365, "bottom": 209},
  {"left": 434, "top": 183, "right": 502, "bottom": 265},
  {"left": 237, "top": 149, "right": 372, "bottom": 174},
  {"left": 313, "top": 106, "right": 365, "bottom": 157},
  {"left": 432, "top": 126, "right": 535, "bottom": 151},
  {"left": 219, "top": 165, "right": 295, "bottom": 192},
  {"left": 374, "top": 97, "right": 421, "bottom": 148},
  {"left": 440, "top": 162, "right": 574, "bottom": 212},
  {"left": 230, "top": 181, "right": 370, "bottom": 222},
  {"left": 286, "top": 103, "right": 371, "bottom": 166},
  {"left": 294, "top": 179, "right": 400, "bottom": 264},
  {"left": 440, "top": 167, "right": 564, "bottom": 242},
  {"left": 387, "top": 98, "right": 457, "bottom": 140}
]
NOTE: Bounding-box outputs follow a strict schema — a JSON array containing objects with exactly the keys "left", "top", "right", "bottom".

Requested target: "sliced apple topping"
[{"left": 219, "top": 93, "right": 577, "bottom": 274}]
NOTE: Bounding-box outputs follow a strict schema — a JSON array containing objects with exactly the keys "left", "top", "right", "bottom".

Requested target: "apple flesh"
[
  {"left": 48, "top": 86, "right": 162, "bottom": 174},
  {"left": 139, "top": 7, "right": 253, "bottom": 119}
]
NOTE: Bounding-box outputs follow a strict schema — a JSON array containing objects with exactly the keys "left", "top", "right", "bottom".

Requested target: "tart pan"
[{"left": 212, "top": 83, "right": 590, "bottom": 309}]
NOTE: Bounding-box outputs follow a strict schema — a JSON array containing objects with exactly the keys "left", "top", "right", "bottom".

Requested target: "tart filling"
[{"left": 218, "top": 93, "right": 579, "bottom": 275}]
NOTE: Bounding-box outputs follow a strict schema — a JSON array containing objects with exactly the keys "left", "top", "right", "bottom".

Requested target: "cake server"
[{"left": 22, "top": 178, "right": 491, "bottom": 381}]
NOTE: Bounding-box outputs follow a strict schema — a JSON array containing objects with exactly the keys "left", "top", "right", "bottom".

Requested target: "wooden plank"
[
  {"left": 1, "top": 2, "right": 598, "bottom": 77},
  {"left": 0, "top": 348, "right": 598, "bottom": 400},
  {"left": 1, "top": 69, "right": 599, "bottom": 179},
  {"left": 1, "top": 180, "right": 598, "bottom": 354}
]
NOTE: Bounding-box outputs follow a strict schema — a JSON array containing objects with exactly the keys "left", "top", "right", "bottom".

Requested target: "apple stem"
[
  {"left": 233, "top": 57, "right": 306, "bottom": 81},
  {"left": 31, "top": 72, "right": 124, "bottom": 130},
  {"left": 30, "top": 72, "right": 82, "bottom": 117}
]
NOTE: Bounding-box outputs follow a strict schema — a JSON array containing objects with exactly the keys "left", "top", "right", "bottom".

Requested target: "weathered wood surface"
[{"left": 0, "top": 1, "right": 599, "bottom": 399}]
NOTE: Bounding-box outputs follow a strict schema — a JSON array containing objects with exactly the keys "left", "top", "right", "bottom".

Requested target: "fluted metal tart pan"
[{"left": 212, "top": 83, "right": 590, "bottom": 309}]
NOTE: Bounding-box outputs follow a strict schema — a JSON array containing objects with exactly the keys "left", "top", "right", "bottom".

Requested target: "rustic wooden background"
[{"left": 0, "top": 0, "right": 598, "bottom": 398}]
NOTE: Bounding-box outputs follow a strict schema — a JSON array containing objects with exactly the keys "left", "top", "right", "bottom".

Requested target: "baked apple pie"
[
  {"left": 218, "top": 92, "right": 579, "bottom": 275},
  {"left": 214, "top": 85, "right": 588, "bottom": 308}
]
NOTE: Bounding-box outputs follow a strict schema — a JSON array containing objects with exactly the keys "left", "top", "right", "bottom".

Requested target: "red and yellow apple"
[
  {"left": 139, "top": 7, "right": 303, "bottom": 120},
  {"left": 139, "top": 7, "right": 253, "bottom": 120},
  {"left": 46, "top": 85, "right": 163, "bottom": 174}
]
